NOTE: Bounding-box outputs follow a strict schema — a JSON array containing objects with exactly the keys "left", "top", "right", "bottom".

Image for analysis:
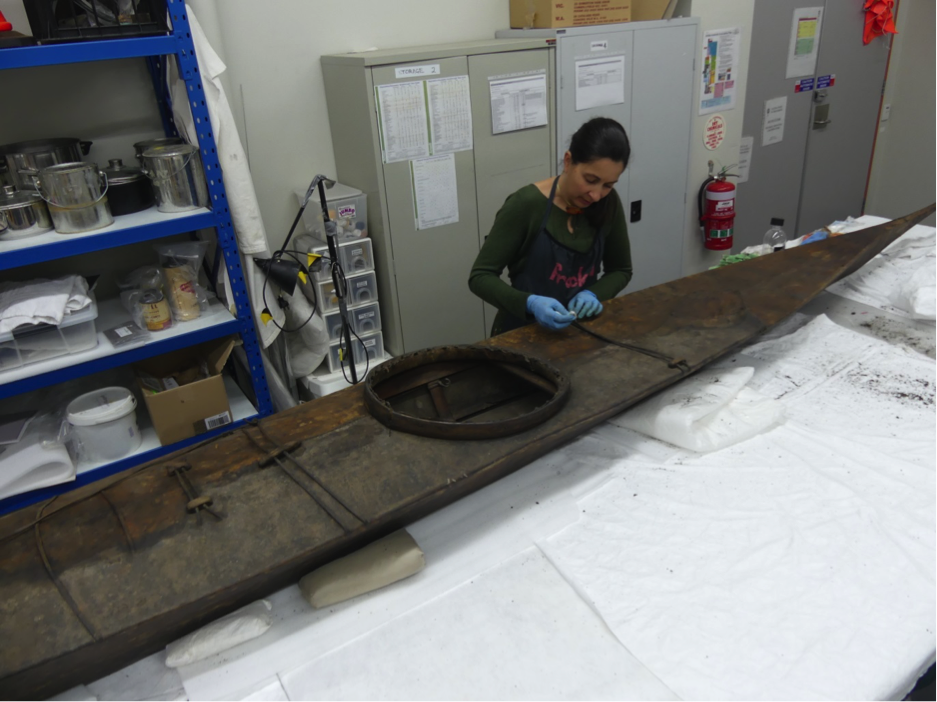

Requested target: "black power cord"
[{"left": 258, "top": 175, "right": 364, "bottom": 384}]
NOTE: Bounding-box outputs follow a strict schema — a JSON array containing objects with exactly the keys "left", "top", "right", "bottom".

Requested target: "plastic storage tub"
[
  {"left": 0, "top": 294, "right": 99, "bottom": 373},
  {"left": 297, "top": 182, "right": 368, "bottom": 242},
  {"left": 322, "top": 302, "right": 382, "bottom": 342},
  {"left": 315, "top": 271, "right": 378, "bottom": 313},
  {"left": 66, "top": 386, "right": 143, "bottom": 463}
]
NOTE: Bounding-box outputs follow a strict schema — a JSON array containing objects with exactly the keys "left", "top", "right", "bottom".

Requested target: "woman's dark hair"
[
  {"left": 569, "top": 117, "right": 631, "bottom": 168},
  {"left": 568, "top": 118, "right": 630, "bottom": 231}
]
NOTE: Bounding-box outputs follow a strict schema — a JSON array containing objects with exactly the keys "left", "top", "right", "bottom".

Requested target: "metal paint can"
[
  {"left": 141, "top": 144, "right": 209, "bottom": 213},
  {"left": 139, "top": 289, "right": 172, "bottom": 331}
]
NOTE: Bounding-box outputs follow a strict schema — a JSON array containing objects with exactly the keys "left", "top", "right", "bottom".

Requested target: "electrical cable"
[
  {"left": 258, "top": 250, "right": 318, "bottom": 333},
  {"left": 339, "top": 322, "right": 370, "bottom": 384},
  {"left": 256, "top": 178, "right": 331, "bottom": 334},
  {"left": 259, "top": 175, "right": 365, "bottom": 384}
]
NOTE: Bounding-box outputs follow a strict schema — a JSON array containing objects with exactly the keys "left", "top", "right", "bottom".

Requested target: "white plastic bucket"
[{"left": 66, "top": 387, "right": 142, "bottom": 462}]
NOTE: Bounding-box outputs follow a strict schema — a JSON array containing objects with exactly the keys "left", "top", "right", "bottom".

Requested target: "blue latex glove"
[
  {"left": 802, "top": 229, "right": 830, "bottom": 245},
  {"left": 526, "top": 294, "right": 576, "bottom": 330},
  {"left": 568, "top": 290, "right": 603, "bottom": 319}
]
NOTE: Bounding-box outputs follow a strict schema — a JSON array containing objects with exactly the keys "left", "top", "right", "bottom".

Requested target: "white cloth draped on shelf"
[
  {"left": 167, "top": 6, "right": 283, "bottom": 347},
  {"left": 0, "top": 275, "right": 91, "bottom": 334}
]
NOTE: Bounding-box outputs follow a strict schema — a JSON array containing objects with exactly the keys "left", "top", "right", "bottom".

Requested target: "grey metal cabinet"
[
  {"left": 321, "top": 40, "right": 555, "bottom": 355},
  {"left": 498, "top": 18, "right": 698, "bottom": 293}
]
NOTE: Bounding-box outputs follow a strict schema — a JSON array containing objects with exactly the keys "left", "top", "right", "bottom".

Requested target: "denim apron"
[{"left": 499, "top": 177, "right": 605, "bottom": 334}]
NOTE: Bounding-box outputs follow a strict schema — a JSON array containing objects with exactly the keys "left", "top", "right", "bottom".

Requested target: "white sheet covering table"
[{"left": 52, "top": 219, "right": 936, "bottom": 701}]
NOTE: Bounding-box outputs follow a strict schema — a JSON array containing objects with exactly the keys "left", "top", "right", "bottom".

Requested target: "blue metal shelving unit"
[
  {"left": 0, "top": 210, "right": 216, "bottom": 271},
  {"left": 0, "top": 311, "right": 241, "bottom": 400},
  {"left": 0, "top": 0, "right": 274, "bottom": 514}
]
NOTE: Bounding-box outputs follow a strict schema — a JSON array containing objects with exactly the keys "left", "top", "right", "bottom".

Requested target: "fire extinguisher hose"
[{"left": 697, "top": 176, "right": 716, "bottom": 227}]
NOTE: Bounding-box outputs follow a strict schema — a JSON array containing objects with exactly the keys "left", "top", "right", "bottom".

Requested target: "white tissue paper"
[
  {"left": 165, "top": 600, "right": 273, "bottom": 668},
  {"left": 828, "top": 218, "right": 936, "bottom": 320},
  {"left": 609, "top": 366, "right": 785, "bottom": 453},
  {"left": 0, "top": 275, "right": 91, "bottom": 333},
  {"left": 0, "top": 413, "right": 75, "bottom": 500},
  {"left": 891, "top": 262, "right": 936, "bottom": 320}
]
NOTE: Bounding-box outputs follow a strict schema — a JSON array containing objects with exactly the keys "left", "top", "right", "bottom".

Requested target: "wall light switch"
[{"left": 881, "top": 103, "right": 891, "bottom": 121}]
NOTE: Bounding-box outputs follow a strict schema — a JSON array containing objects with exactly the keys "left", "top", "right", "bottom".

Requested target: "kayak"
[{"left": 1, "top": 204, "right": 932, "bottom": 699}]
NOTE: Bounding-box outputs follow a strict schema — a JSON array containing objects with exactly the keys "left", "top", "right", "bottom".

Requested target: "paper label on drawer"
[
  {"left": 359, "top": 311, "right": 375, "bottom": 319},
  {"left": 337, "top": 205, "right": 356, "bottom": 217},
  {"left": 363, "top": 339, "right": 377, "bottom": 348},
  {"left": 357, "top": 280, "right": 368, "bottom": 288}
]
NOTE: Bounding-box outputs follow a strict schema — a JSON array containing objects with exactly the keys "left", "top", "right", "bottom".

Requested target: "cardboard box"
[
  {"left": 631, "top": 0, "right": 677, "bottom": 22},
  {"left": 509, "top": 0, "right": 632, "bottom": 29},
  {"left": 135, "top": 337, "right": 236, "bottom": 446}
]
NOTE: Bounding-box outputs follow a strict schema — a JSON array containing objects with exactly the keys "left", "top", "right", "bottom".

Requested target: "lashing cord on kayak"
[{"left": 571, "top": 320, "right": 691, "bottom": 373}]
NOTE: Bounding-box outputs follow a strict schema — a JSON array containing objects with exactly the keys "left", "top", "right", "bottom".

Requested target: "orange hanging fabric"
[{"left": 863, "top": 0, "right": 898, "bottom": 45}]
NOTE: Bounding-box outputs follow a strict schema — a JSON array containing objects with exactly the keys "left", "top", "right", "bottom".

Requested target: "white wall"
[
  {"left": 6, "top": 0, "right": 926, "bottom": 280},
  {"left": 864, "top": 0, "right": 935, "bottom": 226},
  {"left": 187, "top": 0, "right": 511, "bottom": 252},
  {"left": 0, "top": 0, "right": 759, "bottom": 276},
  {"left": 196, "top": 0, "right": 757, "bottom": 270},
  {"left": 673, "top": 0, "right": 755, "bottom": 274}
]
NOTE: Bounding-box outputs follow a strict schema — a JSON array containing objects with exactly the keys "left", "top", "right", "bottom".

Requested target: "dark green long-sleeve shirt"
[{"left": 468, "top": 184, "right": 633, "bottom": 334}]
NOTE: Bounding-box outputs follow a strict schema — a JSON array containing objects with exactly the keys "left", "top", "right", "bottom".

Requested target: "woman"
[{"left": 468, "top": 117, "right": 633, "bottom": 335}]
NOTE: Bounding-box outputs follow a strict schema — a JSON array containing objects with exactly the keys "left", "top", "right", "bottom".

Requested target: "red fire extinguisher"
[{"left": 698, "top": 172, "right": 737, "bottom": 251}]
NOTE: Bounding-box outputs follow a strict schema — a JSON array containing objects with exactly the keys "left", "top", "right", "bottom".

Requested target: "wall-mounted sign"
[
  {"left": 762, "top": 96, "right": 788, "bottom": 146},
  {"left": 786, "top": 7, "right": 823, "bottom": 78},
  {"left": 795, "top": 77, "right": 815, "bottom": 93},
  {"left": 704, "top": 114, "right": 726, "bottom": 150},
  {"left": 395, "top": 64, "right": 440, "bottom": 79},
  {"left": 699, "top": 27, "right": 741, "bottom": 115},
  {"left": 816, "top": 74, "right": 836, "bottom": 89}
]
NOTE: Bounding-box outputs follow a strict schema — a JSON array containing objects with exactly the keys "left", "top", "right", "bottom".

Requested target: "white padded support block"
[{"left": 299, "top": 529, "right": 425, "bottom": 609}]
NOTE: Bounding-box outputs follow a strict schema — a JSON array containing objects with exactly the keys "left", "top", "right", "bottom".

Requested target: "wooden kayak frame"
[{"left": 0, "top": 205, "right": 933, "bottom": 699}]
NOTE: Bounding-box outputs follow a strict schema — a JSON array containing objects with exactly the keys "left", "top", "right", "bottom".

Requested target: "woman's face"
[{"left": 562, "top": 154, "right": 625, "bottom": 209}]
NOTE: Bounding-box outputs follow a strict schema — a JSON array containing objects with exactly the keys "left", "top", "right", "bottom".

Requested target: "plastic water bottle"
[{"left": 763, "top": 218, "right": 788, "bottom": 252}]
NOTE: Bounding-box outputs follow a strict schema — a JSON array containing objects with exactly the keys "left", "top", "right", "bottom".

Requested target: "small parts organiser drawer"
[
  {"left": 323, "top": 302, "right": 382, "bottom": 342},
  {"left": 339, "top": 239, "right": 374, "bottom": 275},
  {"left": 307, "top": 238, "right": 374, "bottom": 283},
  {"left": 327, "top": 331, "right": 384, "bottom": 373},
  {"left": 315, "top": 271, "right": 378, "bottom": 313}
]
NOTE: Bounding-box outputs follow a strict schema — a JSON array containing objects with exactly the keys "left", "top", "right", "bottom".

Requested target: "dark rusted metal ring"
[{"left": 363, "top": 345, "right": 570, "bottom": 440}]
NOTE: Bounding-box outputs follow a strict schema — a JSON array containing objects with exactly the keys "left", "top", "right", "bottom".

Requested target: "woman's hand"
[
  {"left": 527, "top": 295, "right": 577, "bottom": 330},
  {"left": 568, "top": 290, "right": 603, "bottom": 319}
]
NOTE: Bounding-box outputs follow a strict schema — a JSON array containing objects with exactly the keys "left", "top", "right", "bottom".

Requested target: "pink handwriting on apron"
[{"left": 549, "top": 263, "right": 595, "bottom": 289}]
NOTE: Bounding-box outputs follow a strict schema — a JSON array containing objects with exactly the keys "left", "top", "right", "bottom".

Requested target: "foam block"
[{"left": 299, "top": 530, "right": 425, "bottom": 608}]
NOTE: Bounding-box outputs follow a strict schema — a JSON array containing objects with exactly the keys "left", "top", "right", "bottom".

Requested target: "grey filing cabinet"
[
  {"left": 498, "top": 18, "right": 698, "bottom": 293},
  {"left": 321, "top": 39, "right": 556, "bottom": 355}
]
